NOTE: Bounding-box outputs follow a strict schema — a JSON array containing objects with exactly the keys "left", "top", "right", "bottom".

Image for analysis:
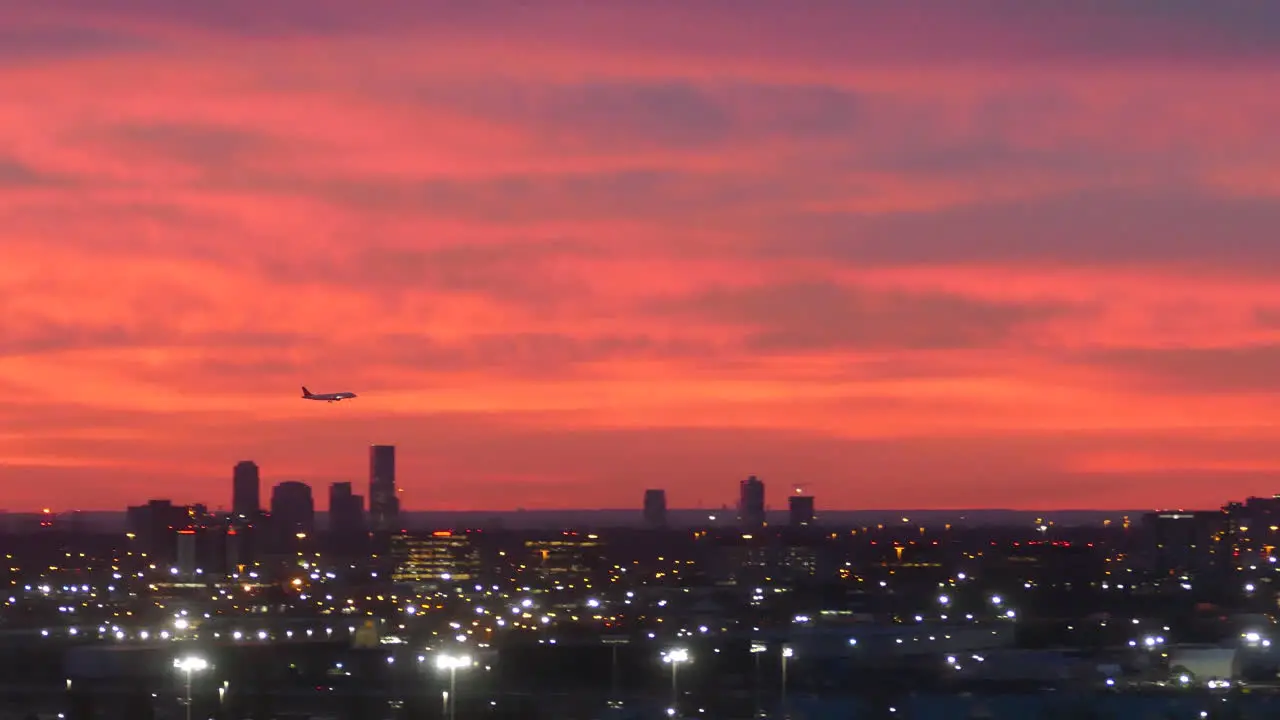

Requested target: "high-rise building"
[
  {"left": 270, "top": 481, "right": 315, "bottom": 540},
  {"left": 738, "top": 475, "right": 766, "bottom": 528},
  {"left": 524, "top": 532, "right": 603, "bottom": 579},
  {"left": 643, "top": 489, "right": 667, "bottom": 527},
  {"left": 391, "top": 531, "right": 480, "bottom": 585},
  {"left": 176, "top": 529, "right": 198, "bottom": 576},
  {"left": 1141, "top": 510, "right": 1227, "bottom": 575},
  {"left": 329, "top": 481, "right": 365, "bottom": 538},
  {"left": 788, "top": 493, "right": 815, "bottom": 527},
  {"left": 368, "top": 445, "right": 399, "bottom": 533},
  {"left": 125, "top": 499, "right": 194, "bottom": 563},
  {"left": 225, "top": 525, "right": 249, "bottom": 573},
  {"left": 232, "top": 461, "right": 260, "bottom": 519}
]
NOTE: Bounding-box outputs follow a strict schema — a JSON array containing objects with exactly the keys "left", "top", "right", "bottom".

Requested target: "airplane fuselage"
[{"left": 302, "top": 387, "right": 357, "bottom": 403}]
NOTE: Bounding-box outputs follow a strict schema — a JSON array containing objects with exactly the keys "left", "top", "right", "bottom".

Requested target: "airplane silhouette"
[{"left": 301, "top": 386, "right": 357, "bottom": 403}]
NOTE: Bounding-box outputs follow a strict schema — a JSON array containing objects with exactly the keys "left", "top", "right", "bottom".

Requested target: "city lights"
[{"left": 6, "top": 471, "right": 1279, "bottom": 716}]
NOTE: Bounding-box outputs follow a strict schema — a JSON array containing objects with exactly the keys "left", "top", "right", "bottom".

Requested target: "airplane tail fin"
[{"left": 302, "top": 386, "right": 312, "bottom": 397}]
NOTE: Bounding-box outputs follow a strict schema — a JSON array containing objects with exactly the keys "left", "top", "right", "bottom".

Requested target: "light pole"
[
  {"left": 435, "top": 653, "right": 471, "bottom": 720},
  {"left": 781, "top": 646, "right": 794, "bottom": 718},
  {"left": 749, "top": 642, "right": 767, "bottom": 718},
  {"left": 173, "top": 656, "right": 209, "bottom": 720},
  {"left": 611, "top": 643, "right": 619, "bottom": 701},
  {"left": 661, "top": 648, "right": 690, "bottom": 717},
  {"left": 603, "top": 636, "right": 629, "bottom": 707}
]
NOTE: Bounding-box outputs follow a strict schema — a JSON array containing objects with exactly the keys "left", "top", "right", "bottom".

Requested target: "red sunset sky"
[{"left": 3, "top": 1, "right": 1280, "bottom": 512}]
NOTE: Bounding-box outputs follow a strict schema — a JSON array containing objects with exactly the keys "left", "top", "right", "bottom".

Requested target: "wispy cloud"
[
  {"left": 0, "top": 156, "right": 58, "bottom": 187},
  {"left": 0, "top": 21, "right": 160, "bottom": 64},
  {"left": 664, "top": 282, "right": 1074, "bottom": 352}
]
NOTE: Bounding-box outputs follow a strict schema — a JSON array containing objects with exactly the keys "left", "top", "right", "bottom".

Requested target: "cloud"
[
  {"left": 0, "top": 21, "right": 159, "bottom": 64},
  {"left": 286, "top": 169, "right": 788, "bottom": 225},
  {"left": 1077, "top": 345, "right": 1280, "bottom": 394},
  {"left": 507, "top": 82, "right": 733, "bottom": 150},
  {"left": 38, "top": 1, "right": 1280, "bottom": 68},
  {"left": 100, "top": 122, "right": 275, "bottom": 174},
  {"left": 284, "top": 240, "right": 600, "bottom": 289},
  {"left": 0, "top": 157, "right": 56, "bottom": 187},
  {"left": 0, "top": 321, "right": 305, "bottom": 360},
  {"left": 1258, "top": 309, "right": 1280, "bottom": 328},
  {"left": 768, "top": 191, "right": 1280, "bottom": 270},
  {"left": 1, "top": 324, "right": 144, "bottom": 357},
  {"left": 664, "top": 282, "right": 1073, "bottom": 352},
  {"left": 107, "top": 332, "right": 718, "bottom": 391},
  {"left": 251, "top": 240, "right": 609, "bottom": 317},
  {"left": 2, "top": 199, "right": 254, "bottom": 263},
  {"left": 30, "top": 1, "right": 490, "bottom": 38},
  {"left": 419, "top": 80, "right": 865, "bottom": 152}
]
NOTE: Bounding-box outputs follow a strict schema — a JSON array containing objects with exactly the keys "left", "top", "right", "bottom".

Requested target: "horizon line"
[{"left": 2, "top": 506, "right": 1164, "bottom": 514}]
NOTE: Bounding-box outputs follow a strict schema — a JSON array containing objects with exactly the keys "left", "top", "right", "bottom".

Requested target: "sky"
[{"left": 3, "top": 1, "right": 1280, "bottom": 512}]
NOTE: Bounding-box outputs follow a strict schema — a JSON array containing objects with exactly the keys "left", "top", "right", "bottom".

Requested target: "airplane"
[{"left": 301, "top": 386, "right": 357, "bottom": 403}]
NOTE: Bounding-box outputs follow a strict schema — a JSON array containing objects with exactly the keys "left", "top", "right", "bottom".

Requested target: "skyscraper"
[
  {"left": 738, "top": 475, "right": 766, "bottom": 528},
  {"left": 329, "top": 481, "right": 365, "bottom": 539},
  {"left": 643, "top": 489, "right": 667, "bottom": 528},
  {"left": 232, "top": 461, "right": 260, "bottom": 519},
  {"left": 788, "top": 493, "right": 815, "bottom": 527},
  {"left": 270, "top": 481, "right": 315, "bottom": 538},
  {"left": 368, "top": 445, "right": 399, "bottom": 533}
]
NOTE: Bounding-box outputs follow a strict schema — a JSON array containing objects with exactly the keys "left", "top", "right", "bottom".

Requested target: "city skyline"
[
  {"left": 9, "top": 450, "right": 1273, "bottom": 518},
  {"left": 5, "top": 3, "right": 1280, "bottom": 510}
]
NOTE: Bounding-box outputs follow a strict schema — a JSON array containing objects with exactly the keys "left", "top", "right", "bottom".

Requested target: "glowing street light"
[
  {"left": 750, "top": 642, "right": 767, "bottom": 717},
  {"left": 662, "top": 648, "right": 690, "bottom": 715},
  {"left": 781, "top": 646, "right": 795, "bottom": 716},
  {"left": 173, "top": 656, "right": 209, "bottom": 720},
  {"left": 435, "top": 653, "right": 472, "bottom": 720}
]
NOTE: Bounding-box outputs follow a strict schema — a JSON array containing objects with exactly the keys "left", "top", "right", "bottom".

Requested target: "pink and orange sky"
[{"left": 3, "top": 1, "right": 1280, "bottom": 512}]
